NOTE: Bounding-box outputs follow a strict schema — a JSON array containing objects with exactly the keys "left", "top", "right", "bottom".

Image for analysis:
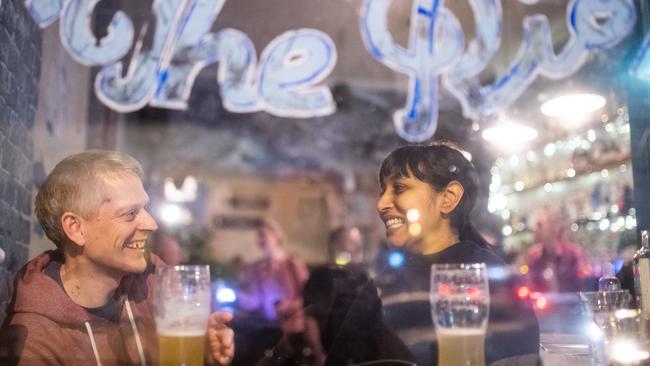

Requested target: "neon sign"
[
  {"left": 23, "top": 0, "right": 646, "bottom": 142},
  {"left": 25, "top": 0, "right": 337, "bottom": 117},
  {"left": 360, "top": 0, "right": 637, "bottom": 142}
]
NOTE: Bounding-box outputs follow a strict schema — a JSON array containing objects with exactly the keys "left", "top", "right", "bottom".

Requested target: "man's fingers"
[
  {"left": 209, "top": 328, "right": 235, "bottom": 354},
  {"left": 209, "top": 311, "right": 233, "bottom": 328},
  {"left": 217, "top": 356, "right": 232, "bottom": 365},
  {"left": 210, "top": 328, "right": 235, "bottom": 365},
  {"left": 207, "top": 312, "right": 235, "bottom": 365},
  {"left": 223, "top": 329, "right": 234, "bottom": 345},
  {"left": 213, "top": 328, "right": 234, "bottom": 347}
]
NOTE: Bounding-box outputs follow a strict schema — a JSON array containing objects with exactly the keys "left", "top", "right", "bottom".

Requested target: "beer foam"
[
  {"left": 158, "top": 329, "right": 206, "bottom": 337},
  {"left": 436, "top": 328, "right": 486, "bottom": 336},
  {"left": 155, "top": 306, "right": 210, "bottom": 336}
]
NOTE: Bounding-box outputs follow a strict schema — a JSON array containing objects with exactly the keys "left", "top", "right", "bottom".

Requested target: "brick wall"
[{"left": 0, "top": 0, "right": 41, "bottom": 317}]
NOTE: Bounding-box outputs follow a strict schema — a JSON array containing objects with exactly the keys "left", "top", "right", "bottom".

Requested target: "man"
[
  {"left": 526, "top": 207, "right": 587, "bottom": 292},
  {"left": 0, "top": 150, "right": 235, "bottom": 365}
]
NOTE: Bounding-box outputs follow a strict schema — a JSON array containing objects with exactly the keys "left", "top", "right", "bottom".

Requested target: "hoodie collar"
[
  {"left": 9, "top": 251, "right": 91, "bottom": 325},
  {"left": 8, "top": 250, "right": 154, "bottom": 326}
]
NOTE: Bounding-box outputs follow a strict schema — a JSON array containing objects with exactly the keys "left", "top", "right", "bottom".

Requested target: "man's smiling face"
[{"left": 80, "top": 174, "right": 158, "bottom": 277}]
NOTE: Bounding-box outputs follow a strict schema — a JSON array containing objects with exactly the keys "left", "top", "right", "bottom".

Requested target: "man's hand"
[{"left": 205, "top": 311, "right": 235, "bottom": 366}]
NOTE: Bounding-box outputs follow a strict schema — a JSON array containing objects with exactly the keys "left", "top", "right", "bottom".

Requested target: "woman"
[{"left": 376, "top": 142, "right": 540, "bottom": 365}]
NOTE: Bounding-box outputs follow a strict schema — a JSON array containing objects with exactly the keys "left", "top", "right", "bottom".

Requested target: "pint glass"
[
  {"left": 430, "top": 263, "right": 489, "bottom": 366},
  {"left": 154, "top": 265, "right": 211, "bottom": 366}
]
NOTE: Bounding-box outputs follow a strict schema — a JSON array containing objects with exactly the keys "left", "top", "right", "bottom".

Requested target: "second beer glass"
[
  {"left": 154, "top": 265, "right": 212, "bottom": 366},
  {"left": 430, "top": 263, "right": 489, "bottom": 366}
]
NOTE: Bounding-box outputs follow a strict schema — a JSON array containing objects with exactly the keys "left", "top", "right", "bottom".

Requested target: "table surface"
[{"left": 540, "top": 333, "right": 592, "bottom": 366}]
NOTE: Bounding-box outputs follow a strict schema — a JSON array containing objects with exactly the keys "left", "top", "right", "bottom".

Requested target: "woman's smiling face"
[{"left": 376, "top": 171, "right": 447, "bottom": 253}]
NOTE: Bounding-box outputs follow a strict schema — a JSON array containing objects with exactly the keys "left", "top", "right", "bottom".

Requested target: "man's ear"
[
  {"left": 440, "top": 181, "right": 464, "bottom": 214},
  {"left": 61, "top": 212, "right": 86, "bottom": 247}
]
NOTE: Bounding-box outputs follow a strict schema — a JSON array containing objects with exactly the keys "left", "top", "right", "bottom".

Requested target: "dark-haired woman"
[{"left": 376, "top": 142, "right": 540, "bottom": 365}]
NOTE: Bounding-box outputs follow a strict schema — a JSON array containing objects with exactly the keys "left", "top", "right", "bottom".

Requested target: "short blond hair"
[{"left": 35, "top": 150, "right": 144, "bottom": 248}]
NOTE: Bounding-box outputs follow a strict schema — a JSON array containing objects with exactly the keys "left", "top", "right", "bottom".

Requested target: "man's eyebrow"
[
  {"left": 116, "top": 205, "right": 139, "bottom": 215},
  {"left": 116, "top": 202, "right": 147, "bottom": 215}
]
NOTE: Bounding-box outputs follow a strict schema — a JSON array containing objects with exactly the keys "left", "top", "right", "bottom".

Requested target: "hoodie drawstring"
[
  {"left": 125, "top": 298, "right": 147, "bottom": 366},
  {"left": 84, "top": 322, "right": 103, "bottom": 366},
  {"left": 84, "top": 298, "right": 147, "bottom": 366}
]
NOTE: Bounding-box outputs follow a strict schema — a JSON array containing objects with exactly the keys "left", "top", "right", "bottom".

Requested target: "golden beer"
[
  {"left": 158, "top": 331, "right": 205, "bottom": 366},
  {"left": 437, "top": 329, "right": 485, "bottom": 366},
  {"left": 154, "top": 266, "right": 211, "bottom": 366}
]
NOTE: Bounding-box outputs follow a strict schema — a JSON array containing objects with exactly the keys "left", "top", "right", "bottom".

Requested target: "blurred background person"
[
  {"left": 475, "top": 212, "right": 509, "bottom": 263},
  {"left": 238, "top": 218, "right": 309, "bottom": 329},
  {"left": 151, "top": 228, "right": 184, "bottom": 266},
  {"left": 254, "top": 265, "right": 411, "bottom": 366},
  {"left": 327, "top": 226, "right": 364, "bottom": 266},
  {"left": 616, "top": 229, "right": 640, "bottom": 306},
  {"left": 255, "top": 226, "right": 372, "bottom": 365},
  {"left": 526, "top": 207, "right": 587, "bottom": 292}
]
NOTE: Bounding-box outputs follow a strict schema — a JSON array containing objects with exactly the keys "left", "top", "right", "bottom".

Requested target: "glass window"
[{"left": 6, "top": 0, "right": 650, "bottom": 365}]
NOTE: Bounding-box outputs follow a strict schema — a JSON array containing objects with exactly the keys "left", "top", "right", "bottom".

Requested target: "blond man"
[{"left": 0, "top": 150, "right": 234, "bottom": 365}]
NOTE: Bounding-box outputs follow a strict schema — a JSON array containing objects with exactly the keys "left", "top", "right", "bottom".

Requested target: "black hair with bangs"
[{"left": 379, "top": 141, "right": 488, "bottom": 248}]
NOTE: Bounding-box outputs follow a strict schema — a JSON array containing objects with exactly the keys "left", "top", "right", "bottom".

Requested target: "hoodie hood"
[
  {"left": 7, "top": 250, "right": 161, "bottom": 326},
  {"left": 8, "top": 250, "right": 90, "bottom": 325},
  {"left": 2, "top": 250, "right": 163, "bottom": 366}
]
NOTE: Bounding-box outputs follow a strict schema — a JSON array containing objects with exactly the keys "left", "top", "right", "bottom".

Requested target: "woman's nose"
[{"left": 376, "top": 191, "right": 392, "bottom": 213}]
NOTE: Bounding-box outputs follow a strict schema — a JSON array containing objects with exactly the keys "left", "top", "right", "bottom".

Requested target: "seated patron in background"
[
  {"left": 375, "top": 142, "right": 540, "bottom": 365},
  {"left": 255, "top": 264, "right": 411, "bottom": 366},
  {"left": 327, "top": 226, "right": 364, "bottom": 266},
  {"left": 238, "top": 218, "right": 309, "bottom": 330},
  {"left": 0, "top": 150, "right": 234, "bottom": 366},
  {"left": 526, "top": 207, "right": 587, "bottom": 292},
  {"left": 151, "top": 228, "right": 184, "bottom": 266}
]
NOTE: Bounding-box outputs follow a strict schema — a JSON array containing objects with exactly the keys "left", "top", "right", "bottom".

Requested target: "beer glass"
[
  {"left": 430, "top": 263, "right": 489, "bottom": 366},
  {"left": 154, "top": 265, "right": 212, "bottom": 366}
]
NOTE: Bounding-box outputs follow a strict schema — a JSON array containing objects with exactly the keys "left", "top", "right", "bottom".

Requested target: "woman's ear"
[
  {"left": 441, "top": 181, "right": 464, "bottom": 214},
  {"left": 61, "top": 212, "right": 86, "bottom": 247}
]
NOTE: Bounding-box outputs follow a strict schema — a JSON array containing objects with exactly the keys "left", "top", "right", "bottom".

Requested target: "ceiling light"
[
  {"left": 541, "top": 93, "right": 606, "bottom": 121},
  {"left": 482, "top": 121, "right": 538, "bottom": 151}
]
